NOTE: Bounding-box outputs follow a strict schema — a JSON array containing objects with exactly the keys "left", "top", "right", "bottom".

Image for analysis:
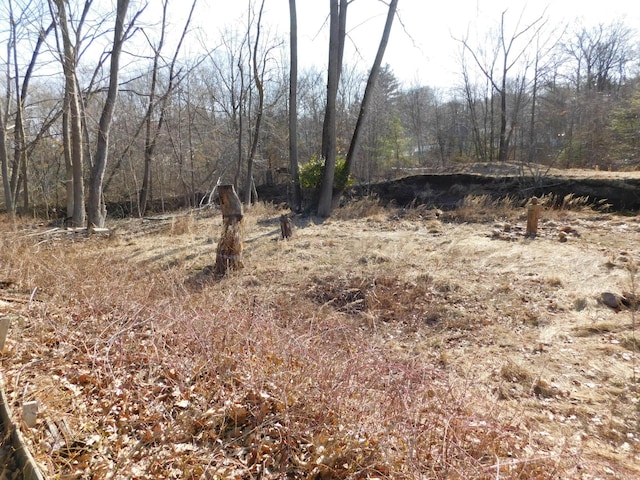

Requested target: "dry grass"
[{"left": 0, "top": 200, "right": 639, "bottom": 479}]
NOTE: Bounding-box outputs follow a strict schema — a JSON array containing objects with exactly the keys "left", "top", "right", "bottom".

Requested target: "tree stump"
[
  {"left": 0, "top": 316, "right": 10, "bottom": 352},
  {"left": 214, "top": 185, "right": 244, "bottom": 275},
  {"left": 280, "top": 215, "right": 293, "bottom": 239},
  {"left": 526, "top": 197, "right": 540, "bottom": 238}
]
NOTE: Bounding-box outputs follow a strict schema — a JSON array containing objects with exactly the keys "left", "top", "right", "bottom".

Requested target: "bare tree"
[
  {"left": 288, "top": 0, "right": 302, "bottom": 212},
  {"left": 524, "top": 24, "right": 563, "bottom": 171},
  {"left": 244, "top": 0, "right": 266, "bottom": 205},
  {"left": 338, "top": 0, "right": 398, "bottom": 199},
  {"left": 50, "top": 0, "right": 90, "bottom": 227},
  {"left": 87, "top": 0, "right": 140, "bottom": 228},
  {"left": 564, "top": 21, "right": 633, "bottom": 94},
  {"left": 0, "top": 0, "right": 54, "bottom": 215},
  {"left": 317, "top": 0, "right": 347, "bottom": 217},
  {"left": 0, "top": 97, "right": 8, "bottom": 215},
  {"left": 461, "top": 8, "right": 546, "bottom": 162},
  {"left": 3, "top": 0, "right": 640, "bottom": 219},
  {"left": 557, "top": 21, "right": 635, "bottom": 167},
  {"left": 317, "top": 0, "right": 398, "bottom": 215},
  {"left": 138, "top": 0, "right": 197, "bottom": 217},
  {"left": 10, "top": 8, "right": 54, "bottom": 213}
]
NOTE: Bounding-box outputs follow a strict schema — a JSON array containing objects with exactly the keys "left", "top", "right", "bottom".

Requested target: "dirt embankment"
[
  {"left": 356, "top": 172, "right": 640, "bottom": 212},
  {"left": 258, "top": 164, "right": 640, "bottom": 213}
]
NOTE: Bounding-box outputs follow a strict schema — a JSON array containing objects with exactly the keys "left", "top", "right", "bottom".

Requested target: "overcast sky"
[{"left": 168, "top": 0, "right": 640, "bottom": 91}]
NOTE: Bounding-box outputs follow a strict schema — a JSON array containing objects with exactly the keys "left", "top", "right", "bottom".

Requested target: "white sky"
[{"left": 164, "top": 0, "right": 640, "bottom": 90}]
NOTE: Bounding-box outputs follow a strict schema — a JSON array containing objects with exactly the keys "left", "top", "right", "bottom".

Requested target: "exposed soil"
[{"left": 353, "top": 163, "right": 640, "bottom": 212}]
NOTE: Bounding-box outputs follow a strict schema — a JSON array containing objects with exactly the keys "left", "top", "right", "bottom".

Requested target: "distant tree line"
[{"left": 1, "top": 0, "right": 638, "bottom": 221}]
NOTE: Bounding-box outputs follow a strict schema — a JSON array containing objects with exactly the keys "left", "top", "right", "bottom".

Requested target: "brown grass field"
[{"left": 0, "top": 196, "right": 639, "bottom": 479}]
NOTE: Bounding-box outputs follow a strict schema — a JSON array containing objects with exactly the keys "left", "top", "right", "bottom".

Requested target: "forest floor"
[{"left": 0, "top": 196, "right": 639, "bottom": 479}]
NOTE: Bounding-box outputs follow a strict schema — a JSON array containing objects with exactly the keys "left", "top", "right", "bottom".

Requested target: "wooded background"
[{"left": 1, "top": 0, "right": 639, "bottom": 223}]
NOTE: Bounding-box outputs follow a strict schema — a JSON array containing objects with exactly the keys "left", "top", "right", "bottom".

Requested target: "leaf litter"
[{"left": 0, "top": 204, "right": 639, "bottom": 479}]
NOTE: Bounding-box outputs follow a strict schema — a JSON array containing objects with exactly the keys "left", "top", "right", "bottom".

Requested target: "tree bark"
[
  {"left": 53, "top": 0, "right": 86, "bottom": 228},
  {"left": 87, "top": 0, "right": 131, "bottom": 228},
  {"left": 214, "top": 184, "right": 244, "bottom": 275},
  {"left": 245, "top": 0, "right": 266, "bottom": 206},
  {"left": 61, "top": 93, "right": 74, "bottom": 219},
  {"left": 0, "top": 97, "right": 10, "bottom": 214},
  {"left": 317, "top": 0, "right": 344, "bottom": 218},
  {"left": 288, "top": 0, "right": 302, "bottom": 212},
  {"left": 138, "top": 0, "right": 167, "bottom": 217},
  {"left": 339, "top": 0, "right": 398, "bottom": 201},
  {"left": 10, "top": 21, "right": 55, "bottom": 214}
]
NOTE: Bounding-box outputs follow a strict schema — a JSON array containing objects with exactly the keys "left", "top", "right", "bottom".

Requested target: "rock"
[{"left": 601, "top": 292, "right": 623, "bottom": 310}]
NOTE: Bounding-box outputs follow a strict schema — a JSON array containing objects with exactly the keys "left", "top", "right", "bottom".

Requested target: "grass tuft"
[{"left": 333, "top": 196, "right": 386, "bottom": 220}]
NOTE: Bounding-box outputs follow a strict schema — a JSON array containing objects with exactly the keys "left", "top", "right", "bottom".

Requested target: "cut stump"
[
  {"left": 280, "top": 215, "right": 293, "bottom": 240},
  {"left": 526, "top": 197, "right": 541, "bottom": 238},
  {"left": 214, "top": 185, "right": 244, "bottom": 275}
]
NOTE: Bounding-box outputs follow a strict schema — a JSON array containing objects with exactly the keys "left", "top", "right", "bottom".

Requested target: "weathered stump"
[
  {"left": 526, "top": 197, "right": 540, "bottom": 238},
  {"left": 280, "top": 215, "right": 293, "bottom": 240},
  {"left": 0, "top": 317, "right": 10, "bottom": 352},
  {"left": 214, "top": 185, "right": 244, "bottom": 275}
]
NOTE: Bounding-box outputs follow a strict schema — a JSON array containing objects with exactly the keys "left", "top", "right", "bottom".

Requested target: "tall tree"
[
  {"left": 461, "top": 8, "right": 546, "bottom": 162},
  {"left": 338, "top": 0, "right": 398, "bottom": 199},
  {"left": 138, "top": 0, "right": 197, "bottom": 217},
  {"left": 400, "top": 85, "right": 432, "bottom": 165},
  {"left": 0, "top": 87, "right": 8, "bottom": 214},
  {"left": 244, "top": 0, "right": 266, "bottom": 205},
  {"left": 288, "top": 0, "right": 302, "bottom": 212},
  {"left": 552, "top": 21, "right": 634, "bottom": 167},
  {"left": 201, "top": 28, "right": 247, "bottom": 188},
  {"left": 564, "top": 21, "right": 633, "bottom": 94},
  {"left": 5, "top": 0, "right": 55, "bottom": 214},
  {"left": 524, "top": 24, "right": 561, "bottom": 170},
  {"left": 317, "top": 0, "right": 347, "bottom": 217},
  {"left": 87, "top": 0, "right": 138, "bottom": 228},
  {"left": 50, "top": 0, "right": 89, "bottom": 227}
]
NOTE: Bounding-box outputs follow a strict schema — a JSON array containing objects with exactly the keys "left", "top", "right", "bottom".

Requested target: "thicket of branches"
[{"left": 1, "top": 0, "right": 639, "bottom": 220}]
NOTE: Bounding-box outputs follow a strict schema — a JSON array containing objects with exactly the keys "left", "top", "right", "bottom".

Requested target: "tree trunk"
[
  {"left": 235, "top": 64, "right": 245, "bottom": 190},
  {"left": 245, "top": 0, "right": 266, "bottom": 206},
  {"left": 317, "top": 0, "right": 344, "bottom": 218},
  {"left": 0, "top": 11, "right": 11, "bottom": 213},
  {"left": 87, "top": 0, "right": 131, "bottom": 228},
  {"left": 14, "top": 21, "right": 54, "bottom": 214},
  {"left": 498, "top": 59, "right": 509, "bottom": 162},
  {"left": 53, "top": 0, "right": 86, "bottom": 228},
  {"left": 338, "top": 0, "right": 398, "bottom": 202},
  {"left": 288, "top": 0, "right": 302, "bottom": 212},
  {"left": 138, "top": 23, "right": 162, "bottom": 217},
  {"left": 0, "top": 108, "right": 11, "bottom": 215},
  {"left": 138, "top": 0, "right": 195, "bottom": 217},
  {"left": 61, "top": 95, "right": 74, "bottom": 219},
  {"left": 528, "top": 53, "right": 539, "bottom": 164},
  {"left": 69, "top": 77, "right": 85, "bottom": 227}
]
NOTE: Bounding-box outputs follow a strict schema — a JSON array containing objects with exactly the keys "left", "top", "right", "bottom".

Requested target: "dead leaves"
[
  {"left": 306, "top": 274, "right": 443, "bottom": 328},
  {"left": 3, "top": 211, "right": 639, "bottom": 479}
]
